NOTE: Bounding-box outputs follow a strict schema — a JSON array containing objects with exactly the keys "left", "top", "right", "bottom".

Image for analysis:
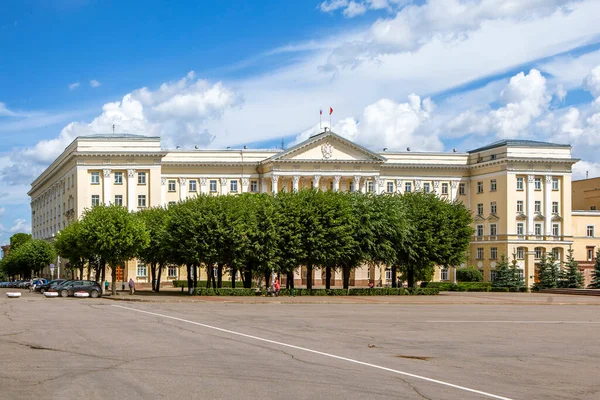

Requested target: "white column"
[
  {"left": 200, "top": 178, "right": 208, "bottom": 195},
  {"left": 292, "top": 176, "right": 300, "bottom": 192},
  {"left": 353, "top": 175, "right": 361, "bottom": 193},
  {"left": 242, "top": 178, "right": 249, "bottom": 193},
  {"left": 220, "top": 178, "right": 228, "bottom": 195},
  {"left": 179, "top": 178, "right": 187, "bottom": 201},
  {"left": 103, "top": 168, "right": 112, "bottom": 205},
  {"left": 161, "top": 177, "right": 166, "bottom": 205},
  {"left": 333, "top": 175, "right": 341, "bottom": 192},
  {"left": 527, "top": 174, "right": 535, "bottom": 235},
  {"left": 544, "top": 175, "right": 552, "bottom": 236},
  {"left": 271, "top": 175, "right": 279, "bottom": 194},
  {"left": 451, "top": 181, "right": 457, "bottom": 201},
  {"left": 313, "top": 175, "right": 321, "bottom": 191},
  {"left": 396, "top": 179, "right": 403, "bottom": 194},
  {"left": 375, "top": 176, "right": 382, "bottom": 194},
  {"left": 127, "top": 169, "right": 136, "bottom": 212},
  {"left": 261, "top": 177, "right": 268, "bottom": 193}
]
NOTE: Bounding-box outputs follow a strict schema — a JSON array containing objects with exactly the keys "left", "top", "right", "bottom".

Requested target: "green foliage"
[
  {"left": 421, "top": 282, "right": 492, "bottom": 291},
  {"left": 560, "top": 247, "right": 584, "bottom": 288},
  {"left": 534, "top": 253, "right": 560, "bottom": 290},
  {"left": 456, "top": 267, "right": 483, "bottom": 282},
  {"left": 589, "top": 249, "right": 600, "bottom": 289},
  {"left": 280, "top": 289, "right": 349, "bottom": 296},
  {"left": 1, "top": 239, "right": 56, "bottom": 278},
  {"left": 172, "top": 280, "right": 245, "bottom": 288},
  {"left": 348, "top": 288, "right": 408, "bottom": 295},
  {"left": 492, "top": 255, "right": 525, "bottom": 289},
  {"left": 9, "top": 233, "right": 32, "bottom": 251},
  {"left": 55, "top": 221, "right": 89, "bottom": 273}
]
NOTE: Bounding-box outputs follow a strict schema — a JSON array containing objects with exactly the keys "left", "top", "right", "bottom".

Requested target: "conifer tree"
[
  {"left": 563, "top": 247, "right": 584, "bottom": 289},
  {"left": 492, "top": 255, "right": 511, "bottom": 287},
  {"left": 509, "top": 254, "right": 525, "bottom": 289},
  {"left": 589, "top": 249, "right": 600, "bottom": 289},
  {"left": 535, "top": 253, "right": 559, "bottom": 290}
]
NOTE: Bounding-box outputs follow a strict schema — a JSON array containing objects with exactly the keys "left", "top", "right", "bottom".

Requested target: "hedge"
[
  {"left": 195, "top": 288, "right": 257, "bottom": 296},
  {"left": 421, "top": 282, "right": 492, "bottom": 292},
  {"left": 173, "top": 280, "right": 239, "bottom": 288}
]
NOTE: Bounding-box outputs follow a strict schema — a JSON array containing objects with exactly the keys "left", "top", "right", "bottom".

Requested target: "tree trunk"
[
  {"left": 244, "top": 270, "right": 252, "bottom": 289},
  {"left": 342, "top": 264, "right": 350, "bottom": 290},
  {"left": 192, "top": 264, "right": 198, "bottom": 291},
  {"left": 264, "top": 270, "right": 271, "bottom": 289},
  {"left": 288, "top": 271, "right": 294, "bottom": 289},
  {"left": 326, "top": 266, "right": 332, "bottom": 289},
  {"left": 407, "top": 266, "right": 415, "bottom": 289},
  {"left": 156, "top": 264, "right": 163, "bottom": 292},
  {"left": 217, "top": 264, "right": 223, "bottom": 288},
  {"left": 391, "top": 265, "right": 398, "bottom": 288},
  {"left": 150, "top": 262, "right": 157, "bottom": 291},
  {"left": 79, "top": 266, "right": 84, "bottom": 280},
  {"left": 212, "top": 264, "right": 217, "bottom": 289},
  {"left": 87, "top": 260, "right": 91, "bottom": 280},
  {"left": 186, "top": 263, "right": 193, "bottom": 295},
  {"left": 231, "top": 267, "right": 237, "bottom": 289},
  {"left": 100, "top": 259, "right": 106, "bottom": 285},
  {"left": 111, "top": 263, "right": 117, "bottom": 295},
  {"left": 306, "top": 263, "right": 313, "bottom": 290}
]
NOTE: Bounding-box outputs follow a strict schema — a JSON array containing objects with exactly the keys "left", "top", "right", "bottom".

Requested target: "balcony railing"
[{"left": 471, "top": 234, "right": 569, "bottom": 242}]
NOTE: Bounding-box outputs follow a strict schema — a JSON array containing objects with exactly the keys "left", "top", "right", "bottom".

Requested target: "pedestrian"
[
  {"left": 128, "top": 278, "right": 135, "bottom": 295},
  {"left": 274, "top": 276, "right": 280, "bottom": 297},
  {"left": 29, "top": 278, "right": 34, "bottom": 292},
  {"left": 104, "top": 280, "right": 109, "bottom": 293}
]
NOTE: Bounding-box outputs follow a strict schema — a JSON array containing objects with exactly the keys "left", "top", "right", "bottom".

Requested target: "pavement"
[{"left": 1, "top": 289, "right": 599, "bottom": 400}]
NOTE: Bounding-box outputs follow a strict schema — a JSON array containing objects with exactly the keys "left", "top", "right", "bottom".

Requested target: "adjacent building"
[{"left": 28, "top": 130, "right": 600, "bottom": 288}]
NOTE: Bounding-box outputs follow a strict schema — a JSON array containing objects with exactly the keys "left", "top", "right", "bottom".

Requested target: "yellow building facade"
[{"left": 29, "top": 131, "right": 600, "bottom": 288}]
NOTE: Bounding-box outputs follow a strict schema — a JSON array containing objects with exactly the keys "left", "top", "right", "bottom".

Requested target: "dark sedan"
[
  {"left": 53, "top": 280, "right": 102, "bottom": 298},
  {"left": 36, "top": 279, "right": 67, "bottom": 294}
]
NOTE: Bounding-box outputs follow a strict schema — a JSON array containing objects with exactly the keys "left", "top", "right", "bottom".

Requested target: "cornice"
[{"left": 381, "top": 163, "right": 467, "bottom": 170}]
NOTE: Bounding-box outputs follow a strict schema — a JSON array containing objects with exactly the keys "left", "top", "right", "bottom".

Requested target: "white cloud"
[
  {"left": 319, "top": 0, "right": 350, "bottom": 13},
  {"left": 583, "top": 65, "right": 600, "bottom": 98},
  {"left": 0, "top": 207, "right": 5, "bottom": 217},
  {"left": 0, "top": 102, "right": 17, "bottom": 117},
  {"left": 90, "top": 79, "right": 101, "bottom": 88},
  {"left": 343, "top": 1, "right": 367, "bottom": 17},
  {"left": 8, "top": 219, "right": 30, "bottom": 234},
  {"left": 573, "top": 160, "right": 600, "bottom": 180},
  {"left": 68, "top": 82, "right": 80, "bottom": 90}
]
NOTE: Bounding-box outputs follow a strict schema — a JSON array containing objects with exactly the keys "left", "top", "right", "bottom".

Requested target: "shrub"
[
  {"left": 279, "top": 289, "right": 348, "bottom": 296},
  {"left": 421, "top": 282, "right": 491, "bottom": 292},
  {"left": 195, "top": 288, "right": 256, "bottom": 296},
  {"left": 408, "top": 288, "right": 440, "bottom": 295},
  {"left": 173, "top": 280, "right": 238, "bottom": 288},
  {"left": 456, "top": 267, "right": 483, "bottom": 282},
  {"left": 349, "top": 288, "right": 409, "bottom": 296},
  {"left": 490, "top": 287, "right": 510, "bottom": 292}
]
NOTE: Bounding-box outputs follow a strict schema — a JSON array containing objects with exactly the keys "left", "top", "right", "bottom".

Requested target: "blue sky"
[{"left": 2, "top": 0, "right": 600, "bottom": 245}]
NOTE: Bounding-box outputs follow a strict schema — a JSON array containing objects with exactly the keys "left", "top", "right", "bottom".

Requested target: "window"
[
  {"left": 367, "top": 181, "right": 374, "bottom": 193},
  {"left": 91, "top": 172, "right": 100, "bottom": 185},
  {"left": 137, "top": 263, "right": 147, "bottom": 277},
  {"left": 91, "top": 195, "right": 100, "bottom": 207},
  {"left": 67, "top": 177, "right": 70, "bottom": 188},
  {"left": 490, "top": 247, "right": 498, "bottom": 260},
  {"left": 535, "top": 247, "right": 543, "bottom": 259},
  {"left": 387, "top": 182, "right": 394, "bottom": 193},
  {"left": 250, "top": 180, "right": 258, "bottom": 193},
  {"left": 517, "top": 223, "right": 524, "bottom": 236},
  {"left": 490, "top": 154, "right": 497, "bottom": 160},
  {"left": 477, "top": 181, "right": 483, "bottom": 193},
  {"left": 476, "top": 225, "right": 484, "bottom": 237},
  {"left": 517, "top": 200, "right": 523, "bottom": 213},
  {"left": 534, "top": 177, "right": 541, "bottom": 190},
  {"left": 587, "top": 247, "right": 595, "bottom": 261},
  {"left": 230, "top": 180, "right": 238, "bottom": 192},
  {"left": 477, "top": 203, "right": 483, "bottom": 215},
  {"left": 168, "top": 201, "right": 176, "bottom": 206},
  {"left": 490, "top": 202, "right": 497, "bottom": 214},
  {"left": 189, "top": 180, "right": 197, "bottom": 192},
  {"left": 459, "top": 183, "right": 466, "bottom": 195},
  {"left": 168, "top": 266, "right": 178, "bottom": 277},
  {"left": 423, "top": 182, "right": 430, "bottom": 194},
  {"left": 210, "top": 180, "right": 217, "bottom": 192},
  {"left": 477, "top": 248, "right": 484, "bottom": 259},
  {"left": 552, "top": 201, "right": 558, "bottom": 214},
  {"left": 137, "top": 195, "right": 146, "bottom": 208},
  {"left": 535, "top": 223, "right": 542, "bottom": 236},
  {"left": 490, "top": 224, "right": 497, "bottom": 237},
  {"left": 490, "top": 179, "right": 497, "bottom": 191},
  {"left": 441, "top": 269, "right": 448, "bottom": 281},
  {"left": 405, "top": 182, "right": 412, "bottom": 193},
  {"left": 490, "top": 270, "right": 497, "bottom": 282},
  {"left": 441, "top": 183, "right": 448, "bottom": 195},
  {"left": 516, "top": 177, "right": 524, "bottom": 190},
  {"left": 587, "top": 225, "right": 595, "bottom": 237},
  {"left": 138, "top": 172, "right": 146, "bottom": 185},
  {"left": 552, "top": 224, "right": 559, "bottom": 237},
  {"left": 552, "top": 177, "right": 559, "bottom": 191},
  {"left": 114, "top": 172, "right": 123, "bottom": 185},
  {"left": 535, "top": 201, "right": 541, "bottom": 213},
  {"left": 114, "top": 195, "right": 123, "bottom": 206},
  {"left": 168, "top": 180, "right": 176, "bottom": 192},
  {"left": 385, "top": 268, "right": 392, "bottom": 280},
  {"left": 517, "top": 247, "right": 525, "bottom": 260}
]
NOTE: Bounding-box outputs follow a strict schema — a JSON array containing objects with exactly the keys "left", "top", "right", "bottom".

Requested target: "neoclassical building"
[{"left": 29, "top": 130, "right": 600, "bottom": 287}]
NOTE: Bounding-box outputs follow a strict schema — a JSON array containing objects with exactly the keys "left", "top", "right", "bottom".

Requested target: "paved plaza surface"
[{"left": 1, "top": 290, "right": 599, "bottom": 399}]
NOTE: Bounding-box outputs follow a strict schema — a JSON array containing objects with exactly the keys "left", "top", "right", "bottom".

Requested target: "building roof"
[
  {"left": 78, "top": 133, "right": 159, "bottom": 140},
  {"left": 468, "top": 139, "right": 570, "bottom": 154}
]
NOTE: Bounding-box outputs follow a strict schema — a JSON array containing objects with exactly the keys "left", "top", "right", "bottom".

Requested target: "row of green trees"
[
  {"left": 0, "top": 233, "right": 56, "bottom": 279},
  {"left": 48, "top": 190, "right": 473, "bottom": 295},
  {"left": 533, "top": 248, "right": 585, "bottom": 290}
]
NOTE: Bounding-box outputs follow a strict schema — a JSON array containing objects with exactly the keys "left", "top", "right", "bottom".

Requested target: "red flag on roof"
[{"left": 329, "top": 107, "right": 333, "bottom": 115}]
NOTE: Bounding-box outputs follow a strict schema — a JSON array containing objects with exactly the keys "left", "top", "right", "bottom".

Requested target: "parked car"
[
  {"left": 51, "top": 280, "right": 102, "bottom": 298},
  {"left": 36, "top": 279, "right": 66, "bottom": 294}
]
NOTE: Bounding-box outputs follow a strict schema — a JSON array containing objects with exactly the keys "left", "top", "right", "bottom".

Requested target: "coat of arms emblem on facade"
[{"left": 321, "top": 142, "right": 333, "bottom": 159}]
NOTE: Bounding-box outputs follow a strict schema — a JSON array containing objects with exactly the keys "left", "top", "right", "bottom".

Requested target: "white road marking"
[
  {"left": 426, "top": 320, "right": 600, "bottom": 324},
  {"left": 112, "top": 304, "right": 513, "bottom": 400}
]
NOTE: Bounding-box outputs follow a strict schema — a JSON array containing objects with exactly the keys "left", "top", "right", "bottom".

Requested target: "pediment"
[
  {"left": 474, "top": 215, "right": 485, "bottom": 222},
  {"left": 487, "top": 214, "right": 500, "bottom": 221},
  {"left": 551, "top": 214, "right": 563, "bottom": 221},
  {"left": 516, "top": 213, "right": 527, "bottom": 220},
  {"left": 534, "top": 213, "right": 545, "bottom": 221},
  {"left": 264, "top": 130, "right": 386, "bottom": 163}
]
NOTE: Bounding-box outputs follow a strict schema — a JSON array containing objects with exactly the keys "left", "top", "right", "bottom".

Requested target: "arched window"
[{"left": 516, "top": 247, "right": 525, "bottom": 260}]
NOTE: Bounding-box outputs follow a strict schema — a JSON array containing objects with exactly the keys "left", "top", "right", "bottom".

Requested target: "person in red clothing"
[{"left": 274, "top": 276, "right": 281, "bottom": 297}]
